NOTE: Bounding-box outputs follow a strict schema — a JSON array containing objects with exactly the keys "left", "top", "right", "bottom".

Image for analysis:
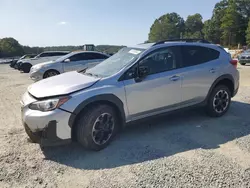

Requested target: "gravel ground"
[{"left": 0, "top": 64, "right": 250, "bottom": 188}]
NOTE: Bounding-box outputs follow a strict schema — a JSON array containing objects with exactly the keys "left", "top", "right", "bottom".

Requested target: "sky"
[{"left": 0, "top": 0, "right": 220, "bottom": 47}]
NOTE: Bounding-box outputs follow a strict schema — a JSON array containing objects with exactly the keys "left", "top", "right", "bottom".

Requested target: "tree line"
[
  {"left": 0, "top": 37, "right": 124, "bottom": 58},
  {"left": 148, "top": 0, "right": 250, "bottom": 47}
]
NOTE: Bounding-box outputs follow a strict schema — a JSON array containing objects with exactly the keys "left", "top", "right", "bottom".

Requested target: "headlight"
[
  {"left": 31, "top": 65, "right": 43, "bottom": 72},
  {"left": 29, "top": 96, "right": 70, "bottom": 112}
]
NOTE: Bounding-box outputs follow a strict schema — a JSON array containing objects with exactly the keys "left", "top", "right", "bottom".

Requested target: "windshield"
[
  {"left": 34, "top": 53, "right": 42, "bottom": 58},
  {"left": 85, "top": 47, "right": 144, "bottom": 77},
  {"left": 20, "top": 55, "right": 26, "bottom": 59}
]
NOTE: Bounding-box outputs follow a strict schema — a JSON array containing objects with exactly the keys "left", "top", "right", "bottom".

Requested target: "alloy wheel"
[
  {"left": 213, "top": 89, "right": 229, "bottom": 113},
  {"left": 92, "top": 113, "right": 115, "bottom": 145}
]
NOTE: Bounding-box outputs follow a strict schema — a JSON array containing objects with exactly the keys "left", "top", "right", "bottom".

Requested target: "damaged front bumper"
[
  {"left": 21, "top": 92, "right": 73, "bottom": 146},
  {"left": 23, "top": 120, "right": 71, "bottom": 146}
]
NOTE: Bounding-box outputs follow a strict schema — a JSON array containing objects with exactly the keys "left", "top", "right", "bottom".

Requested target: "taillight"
[{"left": 230, "top": 59, "right": 238, "bottom": 68}]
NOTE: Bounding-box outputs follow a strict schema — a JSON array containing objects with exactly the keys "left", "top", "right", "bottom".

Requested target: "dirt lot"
[{"left": 0, "top": 64, "right": 250, "bottom": 188}]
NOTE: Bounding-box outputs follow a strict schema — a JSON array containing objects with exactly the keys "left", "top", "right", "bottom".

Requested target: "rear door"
[{"left": 180, "top": 45, "right": 221, "bottom": 105}]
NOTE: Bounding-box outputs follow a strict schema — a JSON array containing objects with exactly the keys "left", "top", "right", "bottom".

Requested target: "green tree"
[
  {"left": 184, "top": 13, "right": 204, "bottom": 38},
  {"left": 208, "top": 0, "right": 229, "bottom": 44},
  {"left": 148, "top": 12, "right": 185, "bottom": 42},
  {"left": 220, "top": 0, "right": 240, "bottom": 46},
  {"left": 246, "top": 20, "right": 250, "bottom": 45},
  {"left": 0, "top": 37, "right": 24, "bottom": 57}
]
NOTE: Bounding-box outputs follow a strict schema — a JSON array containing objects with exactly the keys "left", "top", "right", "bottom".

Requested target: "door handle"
[
  {"left": 209, "top": 68, "right": 216, "bottom": 73},
  {"left": 169, "top": 75, "right": 180, "bottom": 81}
]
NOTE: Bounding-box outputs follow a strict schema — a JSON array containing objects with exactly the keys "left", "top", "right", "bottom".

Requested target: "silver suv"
[{"left": 21, "top": 39, "right": 239, "bottom": 151}]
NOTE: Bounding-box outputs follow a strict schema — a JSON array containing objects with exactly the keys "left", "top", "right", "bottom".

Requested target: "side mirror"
[
  {"left": 135, "top": 66, "right": 149, "bottom": 82},
  {"left": 64, "top": 59, "right": 70, "bottom": 63}
]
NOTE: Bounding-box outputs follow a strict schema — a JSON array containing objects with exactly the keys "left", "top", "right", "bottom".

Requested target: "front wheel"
[
  {"left": 206, "top": 85, "right": 231, "bottom": 117},
  {"left": 21, "top": 63, "right": 32, "bottom": 73},
  {"left": 43, "top": 70, "right": 60, "bottom": 78},
  {"left": 241, "top": 63, "right": 246, "bottom": 65},
  {"left": 76, "top": 105, "right": 119, "bottom": 151}
]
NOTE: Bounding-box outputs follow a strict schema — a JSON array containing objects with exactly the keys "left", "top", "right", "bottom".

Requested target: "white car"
[
  {"left": 18, "top": 51, "right": 69, "bottom": 73},
  {"left": 30, "top": 51, "right": 110, "bottom": 81}
]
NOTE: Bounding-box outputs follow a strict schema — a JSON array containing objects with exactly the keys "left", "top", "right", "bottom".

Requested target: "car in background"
[
  {"left": 21, "top": 39, "right": 239, "bottom": 151},
  {"left": 17, "top": 51, "right": 69, "bottom": 73},
  {"left": 11, "top": 54, "right": 37, "bottom": 68},
  {"left": 30, "top": 51, "right": 109, "bottom": 81},
  {"left": 238, "top": 49, "right": 250, "bottom": 65}
]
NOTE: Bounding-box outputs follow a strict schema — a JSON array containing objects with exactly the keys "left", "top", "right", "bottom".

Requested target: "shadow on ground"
[{"left": 42, "top": 101, "right": 250, "bottom": 170}]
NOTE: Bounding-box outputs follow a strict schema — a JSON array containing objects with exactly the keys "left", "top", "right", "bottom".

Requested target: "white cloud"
[{"left": 58, "top": 21, "right": 68, "bottom": 25}]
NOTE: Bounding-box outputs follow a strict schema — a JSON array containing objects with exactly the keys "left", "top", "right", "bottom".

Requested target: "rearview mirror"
[{"left": 64, "top": 59, "right": 70, "bottom": 63}]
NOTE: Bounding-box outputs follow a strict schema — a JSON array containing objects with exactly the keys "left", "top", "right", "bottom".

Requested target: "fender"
[
  {"left": 68, "top": 94, "right": 126, "bottom": 128},
  {"left": 205, "top": 74, "right": 235, "bottom": 102}
]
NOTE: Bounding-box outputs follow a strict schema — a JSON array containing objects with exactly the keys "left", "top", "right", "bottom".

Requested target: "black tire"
[
  {"left": 206, "top": 85, "right": 231, "bottom": 117},
  {"left": 241, "top": 63, "right": 246, "bottom": 65},
  {"left": 76, "top": 104, "right": 119, "bottom": 151},
  {"left": 43, "top": 70, "right": 60, "bottom": 78},
  {"left": 21, "top": 63, "right": 32, "bottom": 73}
]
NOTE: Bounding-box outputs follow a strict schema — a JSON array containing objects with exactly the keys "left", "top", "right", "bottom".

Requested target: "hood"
[
  {"left": 28, "top": 71, "right": 100, "bottom": 98},
  {"left": 33, "top": 61, "right": 55, "bottom": 67}
]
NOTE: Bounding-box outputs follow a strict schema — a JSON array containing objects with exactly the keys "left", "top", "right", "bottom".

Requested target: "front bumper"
[
  {"left": 30, "top": 70, "right": 44, "bottom": 82},
  {"left": 21, "top": 93, "right": 72, "bottom": 146}
]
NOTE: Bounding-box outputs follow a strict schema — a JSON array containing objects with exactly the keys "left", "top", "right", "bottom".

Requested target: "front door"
[
  {"left": 123, "top": 46, "right": 183, "bottom": 121},
  {"left": 62, "top": 53, "right": 88, "bottom": 72}
]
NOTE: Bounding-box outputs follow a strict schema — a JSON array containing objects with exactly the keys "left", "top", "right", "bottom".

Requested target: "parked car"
[
  {"left": 17, "top": 51, "right": 69, "bottom": 73},
  {"left": 21, "top": 39, "right": 239, "bottom": 151},
  {"left": 30, "top": 51, "right": 110, "bottom": 81},
  {"left": 10, "top": 54, "right": 36, "bottom": 68},
  {"left": 238, "top": 49, "right": 250, "bottom": 65}
]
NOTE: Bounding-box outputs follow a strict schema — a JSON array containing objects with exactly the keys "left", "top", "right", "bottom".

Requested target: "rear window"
[{"left": 181, "top": 46, "right": 220, "bottom": 67}]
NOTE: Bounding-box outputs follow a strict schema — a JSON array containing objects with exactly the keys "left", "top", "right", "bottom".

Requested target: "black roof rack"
[{"left": 153, "top": 39, "right": 210, "bottom": 46}]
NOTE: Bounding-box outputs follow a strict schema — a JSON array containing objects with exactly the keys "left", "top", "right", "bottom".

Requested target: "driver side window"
[
  {"left": 139, "top": 46, "right": 181, "bottom": 75},
  {"left": 69, "top": 54, "right": 84, "bottom": 62}
]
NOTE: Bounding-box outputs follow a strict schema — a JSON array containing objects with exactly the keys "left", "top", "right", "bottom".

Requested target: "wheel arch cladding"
[
  {"left": 68, "top": 94, "right": 126, "bottom": 140},
  {"left": 207, "top": 74, "right": 235, "bottom": 100}
]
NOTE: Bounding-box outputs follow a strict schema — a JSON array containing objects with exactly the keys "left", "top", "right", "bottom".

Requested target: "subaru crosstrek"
[{"left": 21, "top": 39, "right": 239, "bottom": 151}]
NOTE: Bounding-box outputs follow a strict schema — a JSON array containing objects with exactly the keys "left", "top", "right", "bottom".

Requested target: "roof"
[{"left": 129, "top": 40, "right": 220, "bottom": 50}]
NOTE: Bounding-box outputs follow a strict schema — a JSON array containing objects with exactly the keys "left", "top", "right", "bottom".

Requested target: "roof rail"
[{"left": 153, "top": 39, "right": 210, "bottom": 46}]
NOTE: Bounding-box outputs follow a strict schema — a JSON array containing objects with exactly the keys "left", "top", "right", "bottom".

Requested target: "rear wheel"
[
  {"left": 43, "top": 70, "right": 60, "bottom": 78},
  {"left": 76, "top": 105, "right": 119, "bottom": 151},
  {"left": 206, "top": 85, "right": 231, "bottom": 117}
]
